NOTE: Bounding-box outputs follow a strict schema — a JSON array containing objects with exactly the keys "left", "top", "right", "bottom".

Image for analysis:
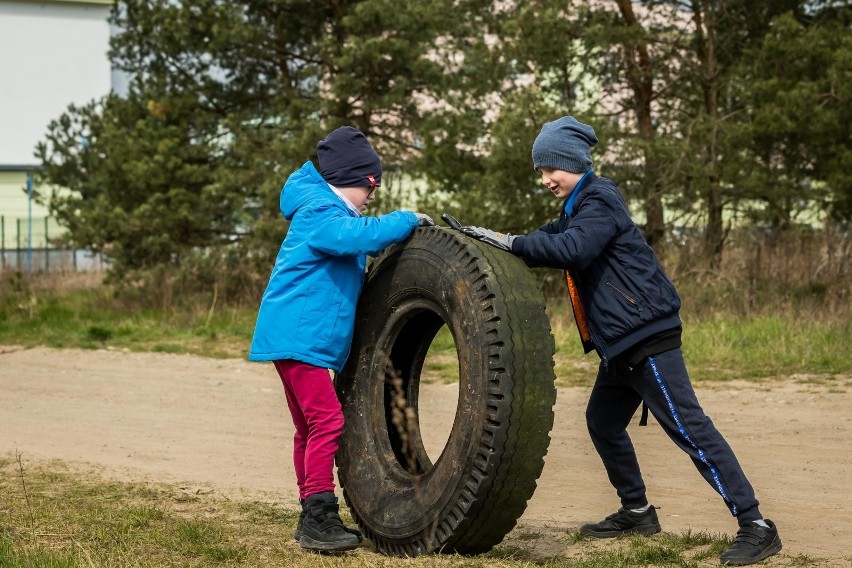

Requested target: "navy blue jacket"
[{"left": 512, "top": 173, "right": 681, "bottom": 362}]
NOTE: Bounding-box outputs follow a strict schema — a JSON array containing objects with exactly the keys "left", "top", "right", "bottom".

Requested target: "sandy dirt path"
[{"left": 1, "top": 346, "right": 851, "bottom": 565}]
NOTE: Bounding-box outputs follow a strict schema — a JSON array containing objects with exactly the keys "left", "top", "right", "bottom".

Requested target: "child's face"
[
  {"left": 339, "top": 185, "right": 378, "bottom": 213},
  {"left": 538, "top": 168, "right": 584, "bottom": 199}
]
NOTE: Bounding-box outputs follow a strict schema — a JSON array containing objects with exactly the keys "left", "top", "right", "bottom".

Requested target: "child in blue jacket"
[
  {"left": 460, "top": 116, "right": 781, "bottom": 566},
  {"left": 249, "top": 126, "right": 432, "bottom": 552}
]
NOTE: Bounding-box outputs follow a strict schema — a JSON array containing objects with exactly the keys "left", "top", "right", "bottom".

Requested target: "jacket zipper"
[
  {"left": 598, "top": 282, "right": 640, "bottom": 366},
  {"left": 583, "top": 307, "right": 608, "bottom": 367},
  {"left": 606, "top": 281, "right": 638, "bottom": 305}
]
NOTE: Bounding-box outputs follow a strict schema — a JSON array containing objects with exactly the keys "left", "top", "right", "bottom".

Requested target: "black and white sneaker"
[
  {"left": 720, "top": 520, "right": 782, "bottom": 565},
  {"left": 580, "top": 506, "right": 661, "bottom": 538}
]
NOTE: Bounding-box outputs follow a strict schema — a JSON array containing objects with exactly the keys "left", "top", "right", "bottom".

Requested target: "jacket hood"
[{"left": 280, "top": 161, "right": 332, "bottom": 220}]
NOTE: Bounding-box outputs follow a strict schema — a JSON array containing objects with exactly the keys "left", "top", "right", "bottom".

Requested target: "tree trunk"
[
  {"left": 693, "top": 0, "right": 725, "bottom": 268},
  {"left": 615, "top": 0, "right": 665, "bottom": 248}
]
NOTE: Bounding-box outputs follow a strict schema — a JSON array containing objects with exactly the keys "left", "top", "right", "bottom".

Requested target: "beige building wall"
[{"left": 0, "top": 171, "right": 55, "bottom": 249}]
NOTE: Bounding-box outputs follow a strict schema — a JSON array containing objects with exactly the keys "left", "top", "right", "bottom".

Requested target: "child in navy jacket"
[{"left": 460, "top": 116, "right": 781, "bottom": 566}]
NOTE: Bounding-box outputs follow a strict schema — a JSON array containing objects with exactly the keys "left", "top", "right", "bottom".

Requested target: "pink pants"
[{"left": 273, "top": 360, "right": 344, "bottom": 500}]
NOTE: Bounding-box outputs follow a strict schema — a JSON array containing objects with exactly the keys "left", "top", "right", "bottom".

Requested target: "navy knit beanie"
[
  {"left": 531, "top": 116, "right": 598, "bottom": 173},
  {"left": 317, "top": 126, "right": 382, "bottom": 189}
]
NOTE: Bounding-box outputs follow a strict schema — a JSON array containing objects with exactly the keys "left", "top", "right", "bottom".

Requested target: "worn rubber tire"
[{"left": 336, "top": 227, "right": 556, "bottom": 556}]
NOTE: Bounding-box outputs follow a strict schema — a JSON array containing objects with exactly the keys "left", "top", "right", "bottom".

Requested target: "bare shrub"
[{"left": 534, "top": 225, "right": 850, "bottom": 320}]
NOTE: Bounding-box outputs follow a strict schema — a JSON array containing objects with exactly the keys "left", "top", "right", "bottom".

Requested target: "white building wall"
[
  {"left": 0, "top": 0, "right": 112, "bottom": 166},
  {"left": 0, "top": 0, "right": 113, "bottom": 254}
]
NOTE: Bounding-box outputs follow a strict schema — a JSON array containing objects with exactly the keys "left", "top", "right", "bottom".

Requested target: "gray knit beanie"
[{"left": 531, "top": 116, "right": 598, "bottom": 173}]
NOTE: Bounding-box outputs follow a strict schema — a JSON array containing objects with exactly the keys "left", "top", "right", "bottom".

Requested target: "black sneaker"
[
  {"left": 299, "top": 492, "right": 360, "bottom": 552},
  {"left": 580, "top": 506, "right": 661, "bottom": 538},
  {"left": 295, "top": 501, "right": 363, "bottom": 543},
  {"left": 344, "top": 525, "right": 364, "bottom": 543},
  {"left": 720, "top": 520, "right": 782, "bottom": 566}
]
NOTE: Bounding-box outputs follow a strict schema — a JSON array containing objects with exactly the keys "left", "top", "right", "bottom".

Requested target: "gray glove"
[
  {"left": 440, "top": 214, "right": 516, "bottom": 253},
  {"left": 412, "top": 212, "right": 435, "bottom": 226},
  {"left": 465, "top": 226, "right": 517, "bottom": 252}
]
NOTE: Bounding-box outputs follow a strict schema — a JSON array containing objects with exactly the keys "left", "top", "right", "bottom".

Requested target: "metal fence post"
[
  {"left": 16, "top": 218, "right": 21, "bottom": 271},
  {"left": 44, "top": 216, "right": 49, "bottom": 271},
  {"left": 27, "top": 174, "right": 33, "bottom": 276}
]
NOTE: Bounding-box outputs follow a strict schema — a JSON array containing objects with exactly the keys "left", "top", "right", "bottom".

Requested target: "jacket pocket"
[
  {"left": 298, "top": 282, "right": 343, "bottom": 346},
  {"left": 605, "top": 280, "right": 649, "bottom": 322}
]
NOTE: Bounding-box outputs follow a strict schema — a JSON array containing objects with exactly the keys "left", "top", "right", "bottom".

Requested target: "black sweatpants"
[{"left": 585, "top": 347, "right": 762, "bottom": 525}]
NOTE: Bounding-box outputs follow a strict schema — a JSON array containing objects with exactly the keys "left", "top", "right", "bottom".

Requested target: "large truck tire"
[{"left": 336, "top": 226, "right": 557, "bottom": 556}]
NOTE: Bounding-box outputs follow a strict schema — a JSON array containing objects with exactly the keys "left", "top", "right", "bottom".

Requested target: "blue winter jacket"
[
  {"left": 512, "top": 172, "right": 681, "bottom": 362},
  {"left": 248, "top": 161, "right": 419, "bottom": 371}
]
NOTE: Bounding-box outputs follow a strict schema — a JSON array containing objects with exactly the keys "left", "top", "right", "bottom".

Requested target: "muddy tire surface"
[{"left": 336, "top": 227, "right": 557, "bottom": 556}]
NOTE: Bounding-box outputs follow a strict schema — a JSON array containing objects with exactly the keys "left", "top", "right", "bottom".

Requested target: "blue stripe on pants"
[{"left": 648, "top": 355, "right": 735, "bottom": 513}]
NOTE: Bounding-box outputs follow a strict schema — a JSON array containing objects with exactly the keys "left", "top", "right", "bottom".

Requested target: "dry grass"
[{"left": 7, "top": 456, "right": 811, "bottom": 568}]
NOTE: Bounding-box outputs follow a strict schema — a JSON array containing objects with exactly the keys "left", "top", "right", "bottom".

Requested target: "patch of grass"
[
  {"left": 152, "top": 343, "right": 185, "bottom": 354},
  {"left": 514, "top": 530, "right": 542, "bottom": 541},
  {"left": 488, "top": 544, "right": 536, "bottom": 561},
  {"left": 422, "top": 325, "right": 460, "bottom": 384},
  {"left": 0, "top": 276, "right": 254, "bottom": 359},
  {"left": 2, "top": 274, "right": 849, "bottom": 385},
  {"left": 238, "top": 501, "right": 300, "bottom": 525},
  {"left": 1, "top": 456, "right": 764, "bottom": 568},
  {"left": 0, "top": 457, "right": 277, "bottom": 567},
  {"left": 495, "top": 530, "right": 747, "bottom": 568},
  {"left": 0, "top": 537, "right": 77, "bottom": 568},
  {"left": 170, "top": 518, "right": 248, "bottom": 562},
  {"left": 787, "top": 553, "right": 828, "bottom": 566},
  {"left": 682, "top": 314, "right": 852, "bottom": 381},
  {"left": 547, "top": 302, "right": 852, "bottom": 385}
]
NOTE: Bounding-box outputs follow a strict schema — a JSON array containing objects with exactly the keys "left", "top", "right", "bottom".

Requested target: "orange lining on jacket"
[{"left": 565, "top": 271, "right": 591, "bottom": 342}]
